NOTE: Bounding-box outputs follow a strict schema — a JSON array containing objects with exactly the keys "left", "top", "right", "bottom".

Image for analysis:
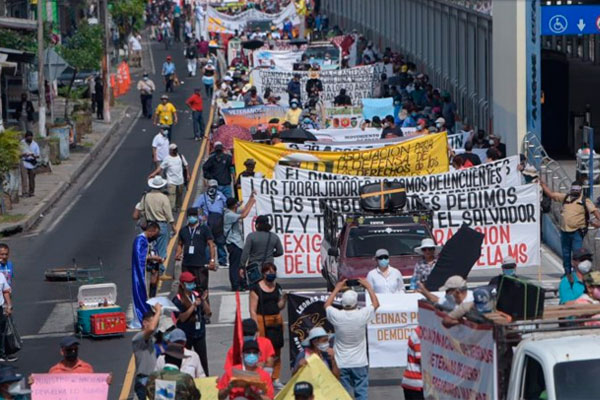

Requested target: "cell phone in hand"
[{"left": 346, "top": 279, "right": 360, "bottom": 287}]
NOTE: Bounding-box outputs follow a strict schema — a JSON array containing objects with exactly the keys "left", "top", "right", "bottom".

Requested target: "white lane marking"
[
  {"left": 218, "top": 293, "right": 250, "bottom": 323},
  {"left": 38, "top": 302, "right": 76, "bottom": 334},
  {"left": 47, "top": 194, "right": 81, "bottom": 233}
]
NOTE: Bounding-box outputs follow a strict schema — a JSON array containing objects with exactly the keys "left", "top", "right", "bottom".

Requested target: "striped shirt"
[{"left": 401, "top": 327, "right": 422, "bottom": 391}]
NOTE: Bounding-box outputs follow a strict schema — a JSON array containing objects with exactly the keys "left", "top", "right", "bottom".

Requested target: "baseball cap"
[
  {"left": 60, "top": 336, "right": 79, "bottom": 348},
  {"left": 375, "top": 249, "right": 389, "bottom": 258},
  {"left": 208, "top": 179, "right": 218, "bottom": 187},
  {"left": 578, "top": 260, "right": 593, "bottom": 274},
  {"left": 501, "top": 257, "right": 517, "bottom": 269},
  {"left": 435, "top": 117, "right": 446, "bottom": 124},
  {"left": 341, "top": 289, "right": 358, "bottom": 308},
  {"left": 294, "top": 381, "right": 314, "bottom": 396},
  {"left": 573, "top": 247, "right": 592, "bottom": 261},
  {"left": 167, "top": 328, "right": 187, "bottom": 343},
  {"left": 169, "top": 143, "right": 177, "bottom": 150},
  {"left": 440, "top": 275, "right": 467, "bottom": 291},
  {"left": 243, "top": 340, "right": 260, "bottom": 352},
  {"left": 179, "top": 271, "right": 195, "bottom": 283},
  {"left": 244, "top": 158, "right": 256, "bottom": 166},
  {"left": 214, "top": 141, "right": 223, "bottom": 148},
  {"left": 161, "top": 94, "right": 168, "bottom": 100},
  {"left": 242, "top": 319, "right": 258, "bottom": 336}
]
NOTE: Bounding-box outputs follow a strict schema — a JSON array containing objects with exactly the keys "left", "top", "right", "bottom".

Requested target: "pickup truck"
[
  {"left": 418, "top": 300, "right": 600, "bottom": 400},
  {"left": 320, "top": 196, "right": 434, "bottom": 291}
]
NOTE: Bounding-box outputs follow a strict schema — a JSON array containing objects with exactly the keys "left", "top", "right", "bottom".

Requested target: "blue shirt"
[
  {"left": 162, "top": 62, "right": 175, "bottom": 76},
  {"left": 402, "top": 116, "right": 417, "bottom": 128},
  {"left": 0, "top": 261, "right": 13, "bottom": 286},
  {"left": 193, "top": 191, "right": 227, "bottom": 215},
  {"left": 559, "top": 274, "right": 585, "bottom": 304}
]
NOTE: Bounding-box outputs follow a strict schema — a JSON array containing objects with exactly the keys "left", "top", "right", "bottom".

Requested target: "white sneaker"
[{"left": 273, "top": 379, "right": 285, "bottom": 390}]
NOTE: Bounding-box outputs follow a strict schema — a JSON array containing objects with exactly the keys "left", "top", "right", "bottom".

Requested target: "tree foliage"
[
  {"left": 0, "top": 129, "right": 22, "bottom": 178},
  {"left": 57, "top": 23, "right": 103, "bottom": 71},
  {"left": 109, "top": 0, "right": 145, "bottom": 37}
]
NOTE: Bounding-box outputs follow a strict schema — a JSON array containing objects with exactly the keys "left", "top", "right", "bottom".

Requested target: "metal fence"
[{"left": 322, "top": 0, "right": 493, "bottom": 133}]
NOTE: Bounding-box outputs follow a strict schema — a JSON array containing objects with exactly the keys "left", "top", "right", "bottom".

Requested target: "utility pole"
[
  {"left": 37, "top": 0, "right": 46, "bottom": 136},
  {"left": 99, "top": 0, "right": 111, "bottom": 122}
]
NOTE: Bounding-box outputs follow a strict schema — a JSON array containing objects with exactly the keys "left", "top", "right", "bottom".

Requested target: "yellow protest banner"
[
  {"left": 194, "top": 377, "right": 219, "bottom": 398},
  {"left": 275, "top": 354, "right": 351, "bottom": 400},
  {"left": 233, "top": 132, "right": 449, "bottom": 179}
]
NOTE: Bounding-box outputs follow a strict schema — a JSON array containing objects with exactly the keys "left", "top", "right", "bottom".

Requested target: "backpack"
[{"left": 563, "top": 194, "right": 590, "bottom": 237}]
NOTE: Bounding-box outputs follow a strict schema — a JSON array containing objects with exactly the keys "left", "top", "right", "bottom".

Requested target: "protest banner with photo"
[
  {"left": 252, "top": 49, "right": 302, "bottom": 71},
  {"left": 309, "top": 127, "right": 383, "bottom": 142},
  {"left": 362, "top": 97, "right": 394, "bottom": 120},
  {"left": 251, "top": 64, "right": 384, "bottom": 105},
  {"left": 233, "top": 133, "right": 450, "bottom": 178},
  {"left": 206, "top": 2, "right": 299, "bottom": 34},
  {"left": 221, "top": 105, "right": 288, "bottom": 130},
  {"left": 284, "top": 136, "right": 413, "bottom": 152},
  {"left": 287, "top": 292, "right": 336, "bottom": 367},
  {"left": 419, "top": 301, "right": 497, "bottom": 400},
  {"left": 227, "top": 38, "right": 243, "bottom": 64},
  {"left": 32, "top": 373, "right": 110, "bottom": 400},
  {"left": 322, "top": 106, "right": 364, "bottom": 129}
]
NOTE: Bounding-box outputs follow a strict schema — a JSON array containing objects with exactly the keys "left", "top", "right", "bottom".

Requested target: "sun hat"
[
  {"left": 301, "top": 326, "right": 330, "bottom": 347},
  {"left": 414, "top": 238, "right": 441, "bottom": 255},
  {"left": 148, "top": 176, "right": 167, "bottom": 189}
]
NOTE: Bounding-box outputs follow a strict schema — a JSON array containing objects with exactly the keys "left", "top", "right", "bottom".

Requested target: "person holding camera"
[
  {"left": 172, "top": 272, "right": 211, "bottom": 376},
  {"left": 20, "top": 131, "right": 39, "bottom": 198},
  {"left": 324, "top": 278, "right": 380, "bottom": 400},
  {"left": 249, "top": 262, "right": 287, "bottom": 390}
]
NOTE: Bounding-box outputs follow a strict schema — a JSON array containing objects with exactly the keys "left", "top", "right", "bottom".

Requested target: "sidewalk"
[{"left": 0, "top": 104, "right": 134, "bottom": 236}]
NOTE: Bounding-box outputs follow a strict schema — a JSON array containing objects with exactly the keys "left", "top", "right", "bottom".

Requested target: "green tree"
[
  {"left": 57, "top": 23, "right": 103, "bottom": 119},
  {"left": 109, "top": 0, "right": 145, "bottom": 40},
  {"left": 0, "top": 129, "right": 22, "bottom": 208}
]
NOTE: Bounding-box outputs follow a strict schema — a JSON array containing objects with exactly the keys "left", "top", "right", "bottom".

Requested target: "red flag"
[{"left": 231, "top": 291, "right": 244, "bottom": 366}]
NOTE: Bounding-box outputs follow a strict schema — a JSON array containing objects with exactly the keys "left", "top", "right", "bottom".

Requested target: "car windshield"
[
  {"left": 346, "top": 226, "right": 428, "bottom": 257},
  {"left": 554, "top": 359, "right": 600, "bottom": 399}
]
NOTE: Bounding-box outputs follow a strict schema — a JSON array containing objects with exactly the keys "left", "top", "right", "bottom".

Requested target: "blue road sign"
[{"left": 542, "top": 5, "right": 600, "bottom": 36}]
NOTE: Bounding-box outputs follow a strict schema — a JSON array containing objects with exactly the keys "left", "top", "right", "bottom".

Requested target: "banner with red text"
[{"left": 418, "top": 301, "right": 497, "bottom": 400}]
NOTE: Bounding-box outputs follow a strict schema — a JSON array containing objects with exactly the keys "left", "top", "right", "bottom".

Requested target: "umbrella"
[
  {"left": 212, "top": 124, "right": 252, "bottom": 151},
  {"left": 241, "top": 40, "right": 265, "bottom": 50},
  {"left": 424, "top": 224, "right": 485, "bottom": 291},
  {"left": 279, "top": 127, "right": 318, "bottom": 143}
]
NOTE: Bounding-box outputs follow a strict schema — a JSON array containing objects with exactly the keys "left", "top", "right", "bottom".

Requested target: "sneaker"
[
  {"left": 4, "top": 355, "right": 17, "bottom": 362},
  {"left": 273, "top": 379, "right": 284, "bottom": 390}
]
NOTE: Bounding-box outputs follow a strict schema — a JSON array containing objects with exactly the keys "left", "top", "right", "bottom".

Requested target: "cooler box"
[
  {"left": 76, "top": 283, "right": 122, "bottom": 335},
  {"left": 91, "top": 312, "right": 126, "bottom": 335}
]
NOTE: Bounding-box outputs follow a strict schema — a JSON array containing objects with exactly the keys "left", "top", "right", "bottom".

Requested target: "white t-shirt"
[
  {"left": 129, "top": 35, "right": 142, "bottom": 51},
  {"left": 155, "top": 348, "right": 205, "bottom": 378},
  {"left": 152, "top": 134, "right": 170, "bottom": 162},
  {"left": 326, "top": 305, "right": 375, "bottom": 368},
  {"left": 160, "top": 154, "right": 188, "bottom": 185},
  {"left": 366, "top": 266, "right": 405, "bottom": 294},
  {"left": 0, "top": 273, "right": 10, "bottom": 306}
]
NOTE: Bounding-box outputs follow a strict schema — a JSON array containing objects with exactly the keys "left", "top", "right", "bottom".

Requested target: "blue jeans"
[
  {"left": 340, "top": 366, "right": 369, "bottom": 400},
  {"left": 561, "top": 230, "right": 584, "bottom": 275},
  {"left": 134, "top": 374, "right": 148, "bottom": 400},
  {"left": 155, "top": 221, "right": 171, "bottom": 268},
  {"left": 205, "top": 245, "right": 228, "bottom": 267},
  {"left": 192, "top": 110, "right": 204, "bottom": 139},
  {"left": 218, "top": 184, "right": 232, "bottom": 199}
]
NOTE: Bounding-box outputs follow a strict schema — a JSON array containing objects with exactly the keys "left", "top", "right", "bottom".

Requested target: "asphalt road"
[{"left": 1, "top": 38, "right": 569, "bottom": 400}]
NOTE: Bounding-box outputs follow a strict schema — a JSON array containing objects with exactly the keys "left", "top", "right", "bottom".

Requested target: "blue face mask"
[
  {"left": 244, "top": 353, "right": 259, "bottom": 367},
  {"left": 377, "top": 259, "right": 390, "bottom": 269},
  {"left": 503, "top": 268, "right": 516, "bottom": 276},
  {"left": 243, "top": 335, "right": 255, "bottom": 342},
  {"left": 184, "top": 282, "right": 196, "bottom": 291},
  {"left": 265, "top": 273, "right": 277, "bottom": 282},
  {"left": 188, "top": 216, "right": 198, "bottom": 225}
]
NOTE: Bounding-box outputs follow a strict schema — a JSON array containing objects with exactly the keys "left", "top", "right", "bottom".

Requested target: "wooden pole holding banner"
[{"left": 37, "top": 0, "right": 46, "bottom": 136}]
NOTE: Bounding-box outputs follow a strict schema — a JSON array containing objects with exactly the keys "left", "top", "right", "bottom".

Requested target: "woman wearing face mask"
[
  {"left": 410, "top": 238, "right": 441, "bottom": 290},
  {"left": 249, "top": 262, "right": 287, "bottom": 389},
  {"left": 367, "top": 248, "right": 405, "bottom": 294},
  {"left": 172, "top": 272, "right": 211, "bottom": 376},
  {"left": 292, "top": 327, "right": 338, "bottom": 377},
  {"left": 217, "top": 340, "right": 274, "bottom": 400}
]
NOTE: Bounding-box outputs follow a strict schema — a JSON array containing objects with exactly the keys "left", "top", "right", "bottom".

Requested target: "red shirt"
[
  {"left": 186, "top": 93, "right": 203, "bottom": 112},
  {"left": 217, "top": 364, "right": 274, "bottom": 399},
  {"left": 223, "top": 336, "right": 275, "bottom": 371},
  {"left": 49, "top": 359, "right": 94, "bottom": 374}
]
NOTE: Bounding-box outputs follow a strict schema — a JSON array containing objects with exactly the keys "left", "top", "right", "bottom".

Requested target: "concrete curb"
[{"left": 0, "top": 106, "right": 135, "bottom": 236}]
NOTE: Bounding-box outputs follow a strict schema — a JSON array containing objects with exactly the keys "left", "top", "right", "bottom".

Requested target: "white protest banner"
[
  {"left": 284, "top": 136, "right": 414, "bottom": 152},
  {"left": 447, "top": 131, "right": 471, "bottom": 150},
  {"left": 252, "top": 49, "right": 302, "bottom": 71},
  {"left": 206, "top": 2, "right": 299, "bottom": 34},
  {"left": 419, "top": 302, "right": 497, "bottom": 400},
  {"left": 251, "top": 64, "right": 384, "bottom": 105},
  {"left": 274, "top": 156, "right": 522, "bottom": 193},
  {"left": 309, "top": 127, "right": 383, "bottom": 142}
]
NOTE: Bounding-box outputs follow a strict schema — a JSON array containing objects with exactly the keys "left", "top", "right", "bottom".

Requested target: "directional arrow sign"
[{"left": 542, "top": 5, "right": 600, "bottom": 35}]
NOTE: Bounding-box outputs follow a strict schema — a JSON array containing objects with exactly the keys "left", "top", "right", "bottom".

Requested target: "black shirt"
[
  {"left": 178, "top": 224, "right": 213, "bottom": 267},
  {"left": 380, "top": 125, "right": 404, "bottom": 138},
  {"left": 333, "top": 94, "right": 352, "bottom": 106},
  {"left": 461, "top": 152, "right": 482, "bottom": 166},
  {"left": 202, "top": 152, "right": 233, "bottom": 185},
  {"left": 253, "top": 283, "right": 282, "bottom": 315},
  {"left": 173, "top": 292, "right": 206, "bottom": 339}
]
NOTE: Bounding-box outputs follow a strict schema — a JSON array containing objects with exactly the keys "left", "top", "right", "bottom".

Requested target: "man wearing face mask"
[
  {"left": 202, "top": 142, "right": 234, "bottom": 198},
  {"left": 380, "top": 115, "right": 403, "bottom": 139},
  {"left": 49, "top": 336, "right": 94, "bottom": 373},
  {"left": 223, "top": 318, "right": 275, "bottom": 373},
  {"left": 366, "top": 249, "right": 405, "bottom": 294},
  {"left": 137, "top": 72, "right": 156, "bottom": 119},
  {"left": 284, "top": 99, "right": 302, "bottom": 127},
  {"left": 193, "top": 180, "right": 228, "bottom": 267},
  {"left": 559, "top": 248, "right": 592, "bottom": 304},
  {"left": 415, "top": 118, "right": 429, "bottom": 134},
  {"left": 286, "top": 73, "right": 302, "bottom": 107},
  {"left": 541, "top": 180, "right": 600, "bottom": 275},
  {"left": 217, "top": 340, "right": 275, "bottom": 400},
  {"left": 435, "top": 117, "right": 446, "bottom": 132},
  {"left": 487, "top": 257, "right": 520, "bottom": 291},
  {"left": 402, "top": 110, "right": 418, "bottom": 128},
  {"left": 152, "top": 125, "right": 171, "bottom": 168}
]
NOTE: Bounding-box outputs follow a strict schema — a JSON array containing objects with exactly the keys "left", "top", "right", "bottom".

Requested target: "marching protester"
[
  {"left": 224, "top": 195, "right": 256, "bottom": 291},
  {"left": 223, "top": 318, "right": 275, "bottom": 372},
  {"left": 284, "top": 99, "right": 302, "bottom": 127},
  {"left": 148, "top": 143, "right": 189, "bottom": 212},
  {"left": 325, "top": 278, "right": 379, "bottom": 400},
  {"left": 202, "top": 60, "right": 216, "bottom": 98},
  {"left": 559, "top": 248, "right": 593, "bottom": 304},
  {"left": 401, "top": 327, "right": 423, "bottom": 400},
  {"left": 186, "top": 88, "right": 205, "bottom": 141},
  {"left": 541, "top": 179, "right": 600, "bottom": 275},
  {"left": 137, "top": 72, "right": 156, "bottom": 119},
  {"left": 0, "top": 266, "right": 14, "bottom": 362},
  {"left": 249, "top": 262, "right": 287, "bottom": 389},
  {"left": 185, "top": 39, "right": 198, "bottom": 77},
  {"left": 0, "top": 244, "right": 13, "bottom": 286},
  {"left": 146, "top": 343, "right": 201, "bottom": 400},
  {"left": 235, "top": 158, "right": 257, "bottom": 194},
  {"left": 293, "top": 382, "right": 315, "bottom": 400},
  {"left": 333, "top": 88, "right": 352, "bottom": 106},
  {"left": 162, "top": 55, "right": 177, "bottom": 92},
  {"left": 409, "top": 238, "right": 441, "bottom": 289},
  {"left": 19, "top": 131, "right": 39, "bottom": 198},
  {"left": 49, "top": 337, "right": 94, "bottom": 374},
  {"left": 155, "top": 328, "right": 206, "bottom": 378},
  {"left": 286, "top": 73, "right": 302, "bottom": 106},
  {"left": 461, "top": 141, "right": 482, "bottom": 166},
  {"left": 153, "top": 95, "right": 178, "bottom": 141},
  {"left": 240, "top": 216, "right": 284, "bottom": 272},
  {"left": 151, "top": 125, "right": 170, "bottom": 168},
  {"left": 366, "top": 248, "right": 405, "bottom": 294},
  {"left": 132, "top": 305, "right": 162, "bottom": 400},
  {"left": 380, "top": 115, "right": 403, "bottom": 138},
  {"left": 172, "top": 272, "right": 211, "bottom": 376},
  {"left": 192, "top": 180, "right": 228, "bottom": 267},
  {"left": 203, "top": 142, "right": 234, "bottom": 198},
  {"left": 292, "top": 327, "right": 337, "bottom": 376}
]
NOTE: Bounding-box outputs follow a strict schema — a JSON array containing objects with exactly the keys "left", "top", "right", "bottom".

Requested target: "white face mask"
[{"left": 317, "top": 342, "right": 329, "bottom": 352}]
